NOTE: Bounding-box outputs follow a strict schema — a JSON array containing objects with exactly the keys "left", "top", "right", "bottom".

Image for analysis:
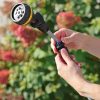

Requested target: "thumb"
[
  {"left": 60, "top": 48, "right": 73, "bottom": 65},
  {"left": 61, "top": 36, "right": 73, "bottom": 44}
]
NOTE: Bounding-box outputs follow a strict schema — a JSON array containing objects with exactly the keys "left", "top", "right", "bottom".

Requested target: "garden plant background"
[{"left": 0, "top": 0, "right": 100, "bottom": 100}]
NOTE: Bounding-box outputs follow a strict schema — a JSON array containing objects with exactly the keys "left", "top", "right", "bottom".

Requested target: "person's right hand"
[{"left": 51, "top": 28, "right": 86, "bottom": 54}]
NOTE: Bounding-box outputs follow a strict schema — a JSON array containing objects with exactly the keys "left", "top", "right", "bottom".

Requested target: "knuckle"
[
  {"left": 73, "top": 32, "right": 79, "bottom": 38},
  {"left": 60, "top": 28, "right": 67, "bottom": 31},
  {"left": 54, "top": 28, "right": 66, "bottom": 35}
]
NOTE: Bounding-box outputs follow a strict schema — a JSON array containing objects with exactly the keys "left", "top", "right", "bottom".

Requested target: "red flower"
[
  {"left": 0, "top": 69, "right": 10, "bottom": 85},
  {"left": 9, "top": 23, "right": 20, "bottom": 32},
  {"left": 9, "top": 23, "right": 44, "bottom": 47},
  {"left": 56, "top": 11, "right": 81, "bottom": 29},
  {"left": 14, "top": 26, "right": 38, "bottom": 47},
  {"left": 9, "top": 24, "right": 38, "bottom": 47},
  {"left": 0, "top": 49, "right": 25, "bottom": 63},
  {"left": 0, "top": 50, "right": 16, "bottom": 62}
]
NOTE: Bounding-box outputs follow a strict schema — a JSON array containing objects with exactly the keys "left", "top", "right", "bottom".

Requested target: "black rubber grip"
[
  {"left": 56, "top": 41, "right": 65, "bottom": 51},
  {"left": 56, "top": 41, "right": 69, "bottom": 53}
]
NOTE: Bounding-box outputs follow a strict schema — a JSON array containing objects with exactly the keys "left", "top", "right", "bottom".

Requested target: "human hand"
[
  {"left": 51, "top": 28, "right": 86, "bottom": 54},
  {"left": 55, "top": 48, "right": 86, "bottom": 92},
  {"left": 55, "top": 48, "right": 100, "bottom": 99}
]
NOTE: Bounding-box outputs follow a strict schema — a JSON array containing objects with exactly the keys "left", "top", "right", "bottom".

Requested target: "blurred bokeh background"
[{"left": 0, "top": 0, "right": 100, "bottom": 100}]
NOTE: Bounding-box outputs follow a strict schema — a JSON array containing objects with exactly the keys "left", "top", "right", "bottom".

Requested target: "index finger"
[{"left": 54, "top": 28, "right": 67, "bottom": 40}]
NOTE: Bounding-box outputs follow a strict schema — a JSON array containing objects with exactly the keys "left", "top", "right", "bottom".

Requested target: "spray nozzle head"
[
  {"left": 11, "top": 3, "right": 33, "bottom": 25},
  {"left": 11, "top": 3, "right": 49, "bottom": 32}
]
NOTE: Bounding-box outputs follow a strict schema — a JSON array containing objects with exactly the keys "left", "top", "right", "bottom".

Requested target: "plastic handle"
[
  {"left": 56, "top": 41, "right": 69, "bottom": 53},
  {"left": 56, "top": 41, "right": 64, "bottom": 51}
]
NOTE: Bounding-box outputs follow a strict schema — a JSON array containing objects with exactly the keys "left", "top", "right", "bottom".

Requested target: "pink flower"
[
  {"left": 56, "top": 11, "right": 81, "bottom": 29},
  {"left": 9, "top": 23, "right": 20, "bottom": 32},
  {"left": 0, "top": 69, "right": 10, "bottom": 85},
  {"left": 0, "top": 49, "right": 25, "bottom": 63},
  {"left": 0, "top": 50, "right": 16, "bottom": 62},
  {"left": 10, "top": 23, "right": 44, "bottom": 47},
  {"left": 15, "top": 26, "right": 37, "bottom": 47}
]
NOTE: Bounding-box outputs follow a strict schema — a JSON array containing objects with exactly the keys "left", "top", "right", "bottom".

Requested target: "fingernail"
[{"left": 61, "top": 48, "right": 66, "bottom": 52}]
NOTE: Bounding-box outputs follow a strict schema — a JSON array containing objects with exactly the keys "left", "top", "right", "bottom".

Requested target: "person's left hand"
[{"left": 55, "top": 48, "right": 86, "bottom": 92}]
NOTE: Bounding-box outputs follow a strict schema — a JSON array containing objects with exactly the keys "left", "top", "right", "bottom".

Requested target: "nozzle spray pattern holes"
[{"left": 13, "top": 5, "right": 25, "bottom": 21}]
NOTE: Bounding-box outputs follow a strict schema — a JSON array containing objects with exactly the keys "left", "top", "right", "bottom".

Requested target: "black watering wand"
[{"left": 10, "top": 3, "right": 66, "bottom": 51}]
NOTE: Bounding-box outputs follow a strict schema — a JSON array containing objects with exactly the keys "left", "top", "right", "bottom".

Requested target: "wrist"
[
  {"left": 67, "top": 75, "right": 87, "bottom": 92},
  {"left": 79, "top": 81, "right": 100, "bottom": 99},
  {"left": 80, "top": 33, "right": 89, "bottom": 50},
  {"left": 79, "top": 80, "right": 91, "bottom": 92},
  {"left": 74, "top": 79, "right": 88, "bottom": 92}
]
